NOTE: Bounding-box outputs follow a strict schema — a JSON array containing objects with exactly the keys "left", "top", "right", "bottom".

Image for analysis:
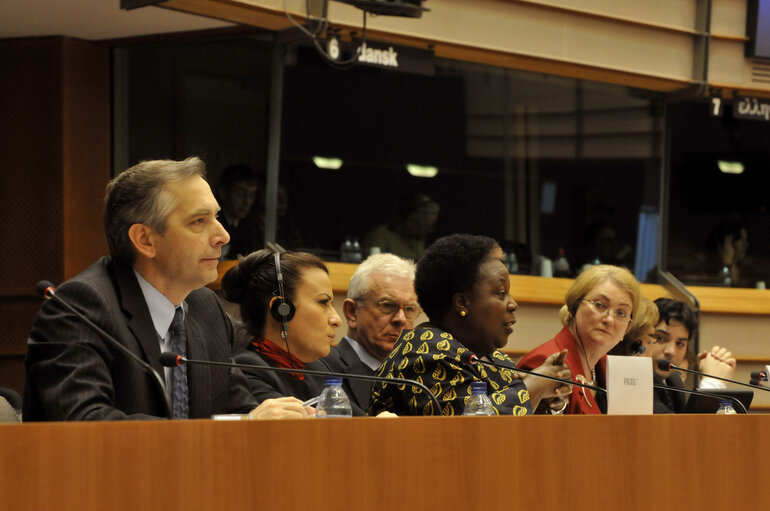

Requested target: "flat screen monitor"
[
  {"left": 746, "top": 0, "right": 770, "bottom": 59},
  {"left": 683, "top": 389, "right": 754, "bottom": 414}
]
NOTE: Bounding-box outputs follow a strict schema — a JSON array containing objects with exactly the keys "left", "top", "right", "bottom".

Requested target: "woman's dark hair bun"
[{"left": 221, "top": 250, "right": 275, "bottom": 304}]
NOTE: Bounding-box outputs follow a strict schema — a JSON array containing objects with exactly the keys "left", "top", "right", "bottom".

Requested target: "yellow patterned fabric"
[{"left": 367, "top": 326, "right": 532, "bottom": 416}]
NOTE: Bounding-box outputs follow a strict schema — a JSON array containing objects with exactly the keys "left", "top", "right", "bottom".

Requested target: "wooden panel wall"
[{"left": 0, "top": 37, "right": 110, "bottom": 395}]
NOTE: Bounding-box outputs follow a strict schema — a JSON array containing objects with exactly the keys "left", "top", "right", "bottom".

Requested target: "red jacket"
[{"left": 518, "top": 325, "right": 606, "bottom": 415}]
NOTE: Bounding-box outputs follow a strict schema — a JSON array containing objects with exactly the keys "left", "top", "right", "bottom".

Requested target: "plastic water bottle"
[
  {"left": 316, "top": 377, "right": 353, "bottom": 418},
  {"left": 505, "top": 251, "right": 518, "bottom": 273},
  {"left": 715, "top": 400, "right": 737, "bottom": 415},
  {"left": 339, "top": 237, "right": 354, "bottom": 263},
  {"left": 351, "top": 237, "right": 363, "bottom": 263},
  {"left": 720, "top": 265, "right": 732, "bottom": 287},
  {"left": 553, "top": 248, "right": 570, "bottom": 278},
  {"left": 463, "top": 382, "right": 496, "bottom": 416}
]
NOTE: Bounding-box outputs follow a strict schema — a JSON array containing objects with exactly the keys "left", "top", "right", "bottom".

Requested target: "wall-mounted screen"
[{"left": 746, "top": 0, "right": 770, "bottom": 59}]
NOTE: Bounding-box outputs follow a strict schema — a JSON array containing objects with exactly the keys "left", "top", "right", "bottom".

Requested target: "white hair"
[{"left": 348, "top": 253, "right": 416, "bottom": 299}]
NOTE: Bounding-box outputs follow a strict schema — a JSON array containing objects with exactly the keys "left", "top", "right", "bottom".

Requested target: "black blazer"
[
  {"left": 322, "top": 337, "right": 377, "bottom": 412},
  {"left": 652, "top": 372, "right": 688, "bottom": 414},
  {"left": 23, "top": 256, "right": 257, "bottom": 421},
  {"left": 234, "top": 338, "right": 366, "bottom": 416}
]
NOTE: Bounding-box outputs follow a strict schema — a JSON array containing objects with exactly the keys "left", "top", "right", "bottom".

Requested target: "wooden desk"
[{"left": 1, "top": 415, "right": 766, "bottom": 510}]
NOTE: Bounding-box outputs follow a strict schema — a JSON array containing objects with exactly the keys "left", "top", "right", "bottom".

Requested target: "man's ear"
[
  {"left": 128, "top": 223, "right": 157, "bottom": 259},
  {"left": 343, "top": 298, "right": 358, "bottom": 328}
]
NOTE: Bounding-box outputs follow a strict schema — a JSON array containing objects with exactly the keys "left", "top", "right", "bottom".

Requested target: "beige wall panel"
[
  {"left": 242, "top": 0, "right": 695, "bottom": 80},
  {"left": 544, "top": 0, "right": 697, "bottom": 29},
  {"left": 503, "top": 302, "right": 564, "bottom": 352},
  {"left": 700, "top": 314, "right": 770, "bottom": 358},
  {"left": 558, "top": 19, "right": 692, "bottom": 78},
  {"left": 712, "top": 0, "right": 747, "bottom": 36},
  {"left": 709, "top": 39, "right": 750, "bottom": 84}
]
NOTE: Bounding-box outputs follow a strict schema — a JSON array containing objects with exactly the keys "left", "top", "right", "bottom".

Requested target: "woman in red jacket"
[{"left": 518, "top": 265, "right": 641, "bottom": 414}]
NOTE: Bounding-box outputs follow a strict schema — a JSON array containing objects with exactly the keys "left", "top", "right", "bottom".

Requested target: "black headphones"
[{"left": 269, "top": 251, "right": 296, "bottom": 339}]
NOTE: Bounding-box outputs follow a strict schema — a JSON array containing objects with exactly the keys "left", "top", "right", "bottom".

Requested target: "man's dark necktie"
[{"left": 170, "top": 306, "right": 189, "bottom": 419}]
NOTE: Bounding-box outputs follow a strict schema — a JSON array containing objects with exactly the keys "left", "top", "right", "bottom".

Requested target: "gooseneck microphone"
[
  {"left": 159, "top": 352, "right": 443, "bottom": 415},
  {"left": 656, "top": 359, "right": 770, "bottom": 393},
  {"left": 470, "top": 355, "right": 606, "bottom": 394},
  {"left": 36, "top": 280, "right": 172, "bottom": 418}
]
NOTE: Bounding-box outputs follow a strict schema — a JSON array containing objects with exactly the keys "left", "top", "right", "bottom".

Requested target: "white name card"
[{"left": 606, "top": 355, "right": 653, "bottom": 415}]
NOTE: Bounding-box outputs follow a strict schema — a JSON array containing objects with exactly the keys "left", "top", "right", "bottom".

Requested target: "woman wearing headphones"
[
  {"left": 222, "top": 249, "right": 346, "bottom": 414},
  {"left": 518, "top": 265, "right": 641, "bottom": 414}
]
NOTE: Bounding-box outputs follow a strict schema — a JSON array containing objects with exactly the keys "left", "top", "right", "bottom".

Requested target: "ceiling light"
[
  {"left": 313, "top": 156, "right": 343, "bottom": 170},
  {"left": 406, "top": 164, "right": 438, "bottom": 178},
  {"left": 717, "top": 160, "right": 744, "bottom": 174}
]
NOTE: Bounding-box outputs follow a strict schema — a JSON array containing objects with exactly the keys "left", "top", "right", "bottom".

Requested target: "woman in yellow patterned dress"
[{"left": 368, "top": 234, "right": 572, "bottom": 416}]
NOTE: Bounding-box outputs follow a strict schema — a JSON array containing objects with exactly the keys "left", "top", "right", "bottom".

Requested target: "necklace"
[{"left": 574, "top": 336, "right": 596, "bottom": 385}]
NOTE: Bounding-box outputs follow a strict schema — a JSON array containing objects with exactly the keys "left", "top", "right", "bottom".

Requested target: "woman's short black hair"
[
  {"left": 221, "top": 249, "right": 327, "bottom": 337},
  {"left": 415, "top": 233, "right": 499, "bottom": 320}
]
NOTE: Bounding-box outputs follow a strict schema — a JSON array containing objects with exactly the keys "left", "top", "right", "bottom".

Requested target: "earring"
[{"left": 460, "top": 310, "right": 467, "bottom": 317}]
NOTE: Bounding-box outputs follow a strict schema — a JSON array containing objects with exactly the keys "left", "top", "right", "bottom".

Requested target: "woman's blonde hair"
[
  {"left": 558, "top": 264, "right": 641, "bottom": 332},
  {"left": 623, "top": 296, "right": 659, "bottom": 342}
]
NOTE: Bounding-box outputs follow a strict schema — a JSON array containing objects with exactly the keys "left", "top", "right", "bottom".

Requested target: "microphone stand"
[{"left": 661, "top": 361, "right": 770, "bottom": 393}]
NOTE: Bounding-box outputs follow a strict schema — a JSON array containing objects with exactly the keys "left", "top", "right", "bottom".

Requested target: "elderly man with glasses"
[{"left": 322, "top": 253, "right": 420, "bottom": 411}]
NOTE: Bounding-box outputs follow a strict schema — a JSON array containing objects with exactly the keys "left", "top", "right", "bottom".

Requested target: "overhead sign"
[
  {"left": 734, "top": 94, "right": 770, "bottom": 121},
  {"left": 330, "top": 39, "right": 435, "bottom": 75}
]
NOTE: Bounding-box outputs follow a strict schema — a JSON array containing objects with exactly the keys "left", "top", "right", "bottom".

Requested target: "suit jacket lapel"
[
  {"left": 338, "top": 338, "right": 375, "bottom": 409},
  {"left": 112, "top": 262, "right": 165, "bottom": 379}
]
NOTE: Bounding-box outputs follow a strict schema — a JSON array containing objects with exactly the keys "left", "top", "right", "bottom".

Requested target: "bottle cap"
[
  {"left": 470, "top": 381, "right": 487, "bottom": 393},
  {"left": 324, "top": 377, "right": 343, "bottom": 385}
]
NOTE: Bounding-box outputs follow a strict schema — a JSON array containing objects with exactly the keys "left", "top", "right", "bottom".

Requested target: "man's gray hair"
[
  {"left": 348, "top": 253, "right": 416, "bottom": 299},
  {"left": 104, "top": 156, "right": 206, "bottom": 265}
]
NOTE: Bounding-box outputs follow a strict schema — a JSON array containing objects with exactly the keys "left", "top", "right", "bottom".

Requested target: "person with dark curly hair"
[
  {"left": 645, "top": 298, "right": 736, "bottom": 413},
  {"left": 223, "top": 249, "right": 353, "bottom": 413},
  {"left": 368, "top": 233, "right": 572, "bottom": 416}
]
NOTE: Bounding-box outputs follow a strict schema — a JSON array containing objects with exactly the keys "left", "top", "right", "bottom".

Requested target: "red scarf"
[{"left": 250, "top": 338, "right": 307, "bottom": 380}]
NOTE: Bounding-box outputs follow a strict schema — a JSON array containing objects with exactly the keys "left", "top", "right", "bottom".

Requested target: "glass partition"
[{"left": 115, "top": 34, "right": 664, "bottom": 280}]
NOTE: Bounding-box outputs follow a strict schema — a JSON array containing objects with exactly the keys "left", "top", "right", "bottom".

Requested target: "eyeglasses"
[
  {"left": 357, "top": 298, "right": 422, "bottom": 320},
  {"left": 582, "top": 299, "right": 632, "bottom": 323}
]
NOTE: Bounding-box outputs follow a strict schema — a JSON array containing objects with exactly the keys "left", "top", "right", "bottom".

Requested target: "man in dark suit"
[
  {"left": 23, "top": 157, "right": 310, "bottom": 421},
  {"left": 322, "top": 254, "right": 419, "bottom": 410}
]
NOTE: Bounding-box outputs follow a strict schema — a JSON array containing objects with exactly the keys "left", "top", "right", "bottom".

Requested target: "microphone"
[
  {"left": 652, "top": 382, "right": 748, "bottom": 413},
  {"left": 750, "top": 371, "right": 768, "bottom": 387},
  {"left": 160, "top": 352, "right": 442, "bottom": 415},
  {"left": 37, "top": 280, "right": 172, "bottom": 418},
  {"left": 656, "top": 359, "right": 770, "bottom": 393},
  {"left": 469, "top": 355, "right": 606, "bottom": 394}
]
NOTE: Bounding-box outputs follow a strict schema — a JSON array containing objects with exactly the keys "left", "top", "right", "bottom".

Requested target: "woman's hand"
[
  {"left": 247, "top": 396, "right": 315, "bottom": 420},
  {"left": 521, "top": 349, "right": 572, "bottom": 409}
]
